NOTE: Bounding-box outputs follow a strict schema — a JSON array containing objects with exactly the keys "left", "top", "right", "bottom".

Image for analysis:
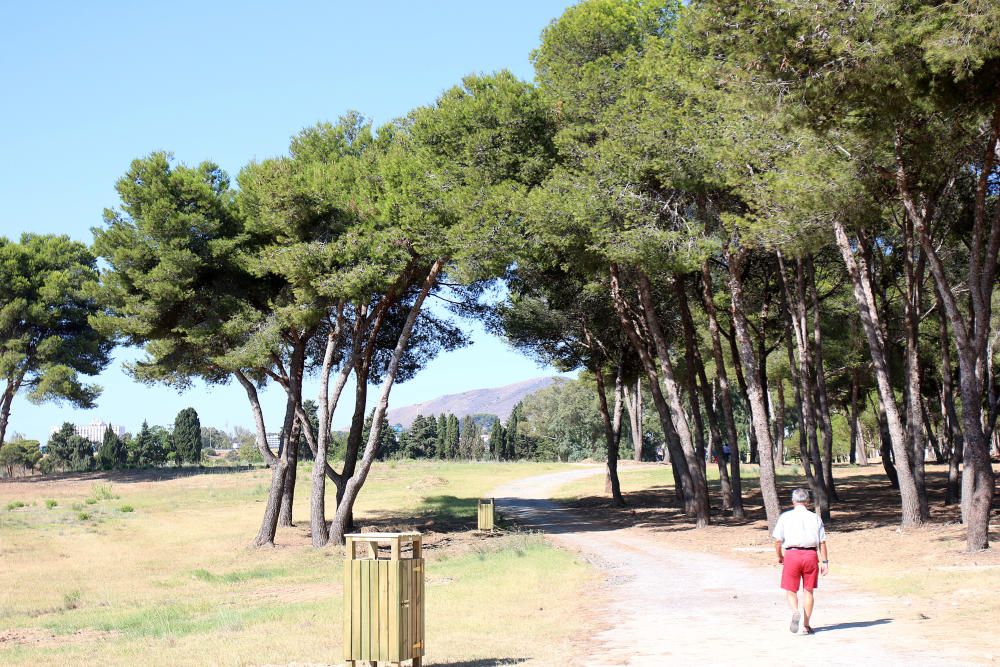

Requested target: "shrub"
[
  {"left": 77, "top": 511, "right": 91, "bottom": 520},
  {"left": 91, "top": 482, "right": 117, "bottom": 501},
  {"left": 119, "top": 505, "right": 134, "bottom": 513},
  {"left": 85, "top": 497, "right": 97, "bottom": 505},
  {"left": 45, "top": 499, "right": 57, "bottom": 509},
  {"left": 71, "top": 502, "right": 84, "bottom": 511},
  {"left": 63, "top": 590, "right": 81, "bottom": 610},
  {"left": 6, "top": 500, "right": 25, "bottom": 511}
]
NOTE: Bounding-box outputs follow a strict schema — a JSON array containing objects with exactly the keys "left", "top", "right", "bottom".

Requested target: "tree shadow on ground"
[
  {"left": 429, "top": 660, "right": 529, "bottom": 666},
  {"left": 558, "top": 466, "right": 1000, "bottom": 536},
  {"left": 813, "top": 618, "right": 892, "bottom": 633}
]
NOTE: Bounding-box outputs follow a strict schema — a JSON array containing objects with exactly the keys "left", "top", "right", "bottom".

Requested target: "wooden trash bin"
[
  {"left": 477, "top": 498, "right": 495, "bottom": 531},
  {"left": 343, "top": 532, "right": 424, "bottom": 667}
]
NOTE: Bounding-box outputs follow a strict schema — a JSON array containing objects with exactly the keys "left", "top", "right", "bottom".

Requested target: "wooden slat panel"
[
  {"left": 401, "top": 560, "right": 410, "bottom": 659},
  {"left": 351, "top": 560, "right": 361, "bottom": 660},
  {"left": 418, "top": 557, "right": 425, "bottom": 655},
  {"left": 368, "top": 560, "right": 382, "bottom": 660},
  {"left": 379, "top": 560, "right": 389, "bottom": 658},
  {"left": 342, "top": 559, "right": 352, "bottom": 661},
  {"left": 389, "top": 560, "right": 399, "bottom": 663},
  {"left": 360, "top": 560, "right": 370, "bottom": 660}
]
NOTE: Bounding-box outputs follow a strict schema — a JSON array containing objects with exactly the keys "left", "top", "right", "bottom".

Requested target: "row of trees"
[
  {"left": 488, "top": 0, "right": 1000, "bottom": 552},
  {"left": 389, "top": 404, "right": 538, "bottom": 461},
  {"left": 3, "top": 0, "right": 997, "bottom": 551}
]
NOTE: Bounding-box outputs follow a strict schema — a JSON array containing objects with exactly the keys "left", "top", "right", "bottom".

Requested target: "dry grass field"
[
  {"left": 555, "top": 461, "right": 1000, "bottom": 661},
  {"left": 0, "top": 461, "right": 593, "bottom": 666}
]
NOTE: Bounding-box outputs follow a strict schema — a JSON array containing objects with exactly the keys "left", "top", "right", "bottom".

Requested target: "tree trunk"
[
  {"left": 0, "top": 381, "right": 15, "bottom": 449},
  {"left": 700, "top": 261, "right": 745, "bottom": 517},
  {"left": 609, "top": 263, "right": 698, "bottom": 516},
  {"left": 624, "top": 378, "right": 643, "bottom": 462},
  {"left": 593, "top": 357, "right": 625, "bottom": 507},
  {"left": 774, "top": 377, "right": 786, "bottom": 465},
  {"left": 902, "top": 222, "right": 930, "bottom": 519},
  {"left": 329, "top": 259, "right": 444, "bottom": 545},
  {"left": 676, "top": 273, "right": 733, "bottom": 511},
  {"left": 806, "top": 257, "right": 839, "bottom": 502},
  {"left": 833, "top": 221, "right": 923, "bottom": 526},
  {"left": 637, "top": 271, "right": 709, "bottom": 527},
  {"left": 727, "top": 248, "right": 780, "bottom": 530},
  {"left": 778, "top": 254, "right": 830, "bottom": 521},
  {"left": 278, "top": 417, "right": 301, "bottom": 527}
]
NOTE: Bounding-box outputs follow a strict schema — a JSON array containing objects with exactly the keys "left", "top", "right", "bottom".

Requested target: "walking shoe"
[{"left": 790, "top": 611, "right": 800, "bottom": 634}]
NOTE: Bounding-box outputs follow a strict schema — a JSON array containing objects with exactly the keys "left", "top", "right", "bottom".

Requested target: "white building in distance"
[{"left": 50, "top": 419, "right": 127, "bottom": 444}]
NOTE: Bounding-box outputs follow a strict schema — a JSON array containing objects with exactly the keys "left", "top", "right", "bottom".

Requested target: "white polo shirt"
[{"left": 772, "top": 504, "right": 826, "bottom": 548}]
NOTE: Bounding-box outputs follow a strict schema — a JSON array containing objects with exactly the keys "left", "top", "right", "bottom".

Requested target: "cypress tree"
[{"left": 173, "top": 407, "right": 201, "bottom": 464}]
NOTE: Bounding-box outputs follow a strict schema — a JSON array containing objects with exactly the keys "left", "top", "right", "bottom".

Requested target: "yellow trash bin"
[{"left": 477, "top": 498, "right": 495, "bottom": 531}]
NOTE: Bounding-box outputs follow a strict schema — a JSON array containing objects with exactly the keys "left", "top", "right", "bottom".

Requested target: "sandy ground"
[{"left": 494, "top": 466, "right": 979, "bottom": 667}]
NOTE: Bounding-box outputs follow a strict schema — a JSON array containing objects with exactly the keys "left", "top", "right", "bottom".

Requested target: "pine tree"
[{"left": 45, "top": 422, "right": 77, "bottom": 471}]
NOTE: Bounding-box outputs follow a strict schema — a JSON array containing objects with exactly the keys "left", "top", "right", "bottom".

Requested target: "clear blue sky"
[{"left": 0, "top": 1, "right": 576, "bottom": 442}]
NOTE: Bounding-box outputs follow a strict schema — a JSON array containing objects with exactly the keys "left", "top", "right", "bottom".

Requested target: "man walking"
[{"left": 773, "top": 488, "right": 829, "bottom": 635}]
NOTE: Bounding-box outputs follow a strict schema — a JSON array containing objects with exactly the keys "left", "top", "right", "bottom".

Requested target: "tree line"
[{"left": 1, "top": 0, "right": 998, "bottom": 551}]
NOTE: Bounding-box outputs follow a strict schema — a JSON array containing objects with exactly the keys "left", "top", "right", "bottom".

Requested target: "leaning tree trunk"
[
  {"left": 834, "top": 222, "right": 923, "bottom": 527},
  {"left": 637, "top": 271, "right": 709, "bottom": 526},
  {"left": 610, "top": 263, "right": 698, "bottom": 516},
  {"left": 676, "top": 274, "right": 733, "bottom": 511},
  {"left": 727, "top": 248, "right": 780, "bottom": 530},
  {"left": 701, "top": 261, "right": 745, "bottom": 518},
  {"left": 329, "top": 259, "right": 444, "bottom": 545}
]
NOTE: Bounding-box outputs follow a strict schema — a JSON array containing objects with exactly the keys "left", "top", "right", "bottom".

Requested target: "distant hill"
[{"left": 386, "top": 376, "right": 561, "bottom": 428}]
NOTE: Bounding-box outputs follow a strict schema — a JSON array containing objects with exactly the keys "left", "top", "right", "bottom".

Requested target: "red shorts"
[{"left": 781, "top": 549, "right": 819, "bottom": 592}]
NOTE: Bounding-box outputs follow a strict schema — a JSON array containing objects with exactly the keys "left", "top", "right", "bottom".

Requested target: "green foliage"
[
  {"left": 6, "top": 500, "right": 25, "bottom": 511},
  {"left": 77, "top": 511, "right": 91, "bottom": 521},
  {"left": 96, "top": 426, "right": 128, "bottom": 471},
  {"left": 129, "top": 421, "right": 168, "bottom": 468},
  {"left": 0, "top": 438, "right": 41, "bottom": 476},
  {"left": 119, "top": 505, "right": 134, "bottom": 513},
  {"left": 91, "top": 482, "right": 118, "bottom": 501},
  {"left": 520, "top": 377, "right": 603, "bottom": 461},
  {"left": 45, "top": 422, "right": 78, "bottom": 471},
  {"left": 0, "top": 234, "right": 113, "bottom": 442},
  {"left": 173, "top": 407, "right": 201, "bottom": 464},
  {"left": 45, "top": 499, "right": 57, "bottom": 509}
]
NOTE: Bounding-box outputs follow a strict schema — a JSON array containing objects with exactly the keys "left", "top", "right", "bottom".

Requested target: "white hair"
[{"left": 791, "top": 488, "right": 811, "bottom": 504}]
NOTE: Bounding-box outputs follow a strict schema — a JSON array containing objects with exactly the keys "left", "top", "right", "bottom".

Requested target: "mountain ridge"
[{"left": 386, "top": 376, "right": 560, "bottom": 428}]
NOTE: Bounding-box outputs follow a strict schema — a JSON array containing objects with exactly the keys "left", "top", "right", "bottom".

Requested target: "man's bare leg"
[
  {"left": 802, "top": 589, "right": 815, "bottom": 631},
  {"left": 786, "top": 590, "right": 800, "bottom": 632}
]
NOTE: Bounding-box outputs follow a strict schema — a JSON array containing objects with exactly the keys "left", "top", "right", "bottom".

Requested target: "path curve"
[{"left": 493, "top": 466, "right": 974, "bottom": 667}]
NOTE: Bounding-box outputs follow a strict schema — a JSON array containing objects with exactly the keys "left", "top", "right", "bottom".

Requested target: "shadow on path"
[{"left": 813, "top": 618, "right": 893, "bottom": 633}]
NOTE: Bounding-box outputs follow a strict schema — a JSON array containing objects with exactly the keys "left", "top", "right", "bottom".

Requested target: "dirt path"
[{"left": 493, "top": 466, "right": 975, "bottom": 667}]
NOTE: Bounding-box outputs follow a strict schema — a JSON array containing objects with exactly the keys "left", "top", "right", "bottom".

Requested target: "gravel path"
[{"left": 493, "top": 466, "right": 975, "bottom": 667}]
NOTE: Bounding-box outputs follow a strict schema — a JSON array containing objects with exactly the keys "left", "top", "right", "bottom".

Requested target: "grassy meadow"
[{"left": 0, "top": 461, "right": 592, "bottom": 666}]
